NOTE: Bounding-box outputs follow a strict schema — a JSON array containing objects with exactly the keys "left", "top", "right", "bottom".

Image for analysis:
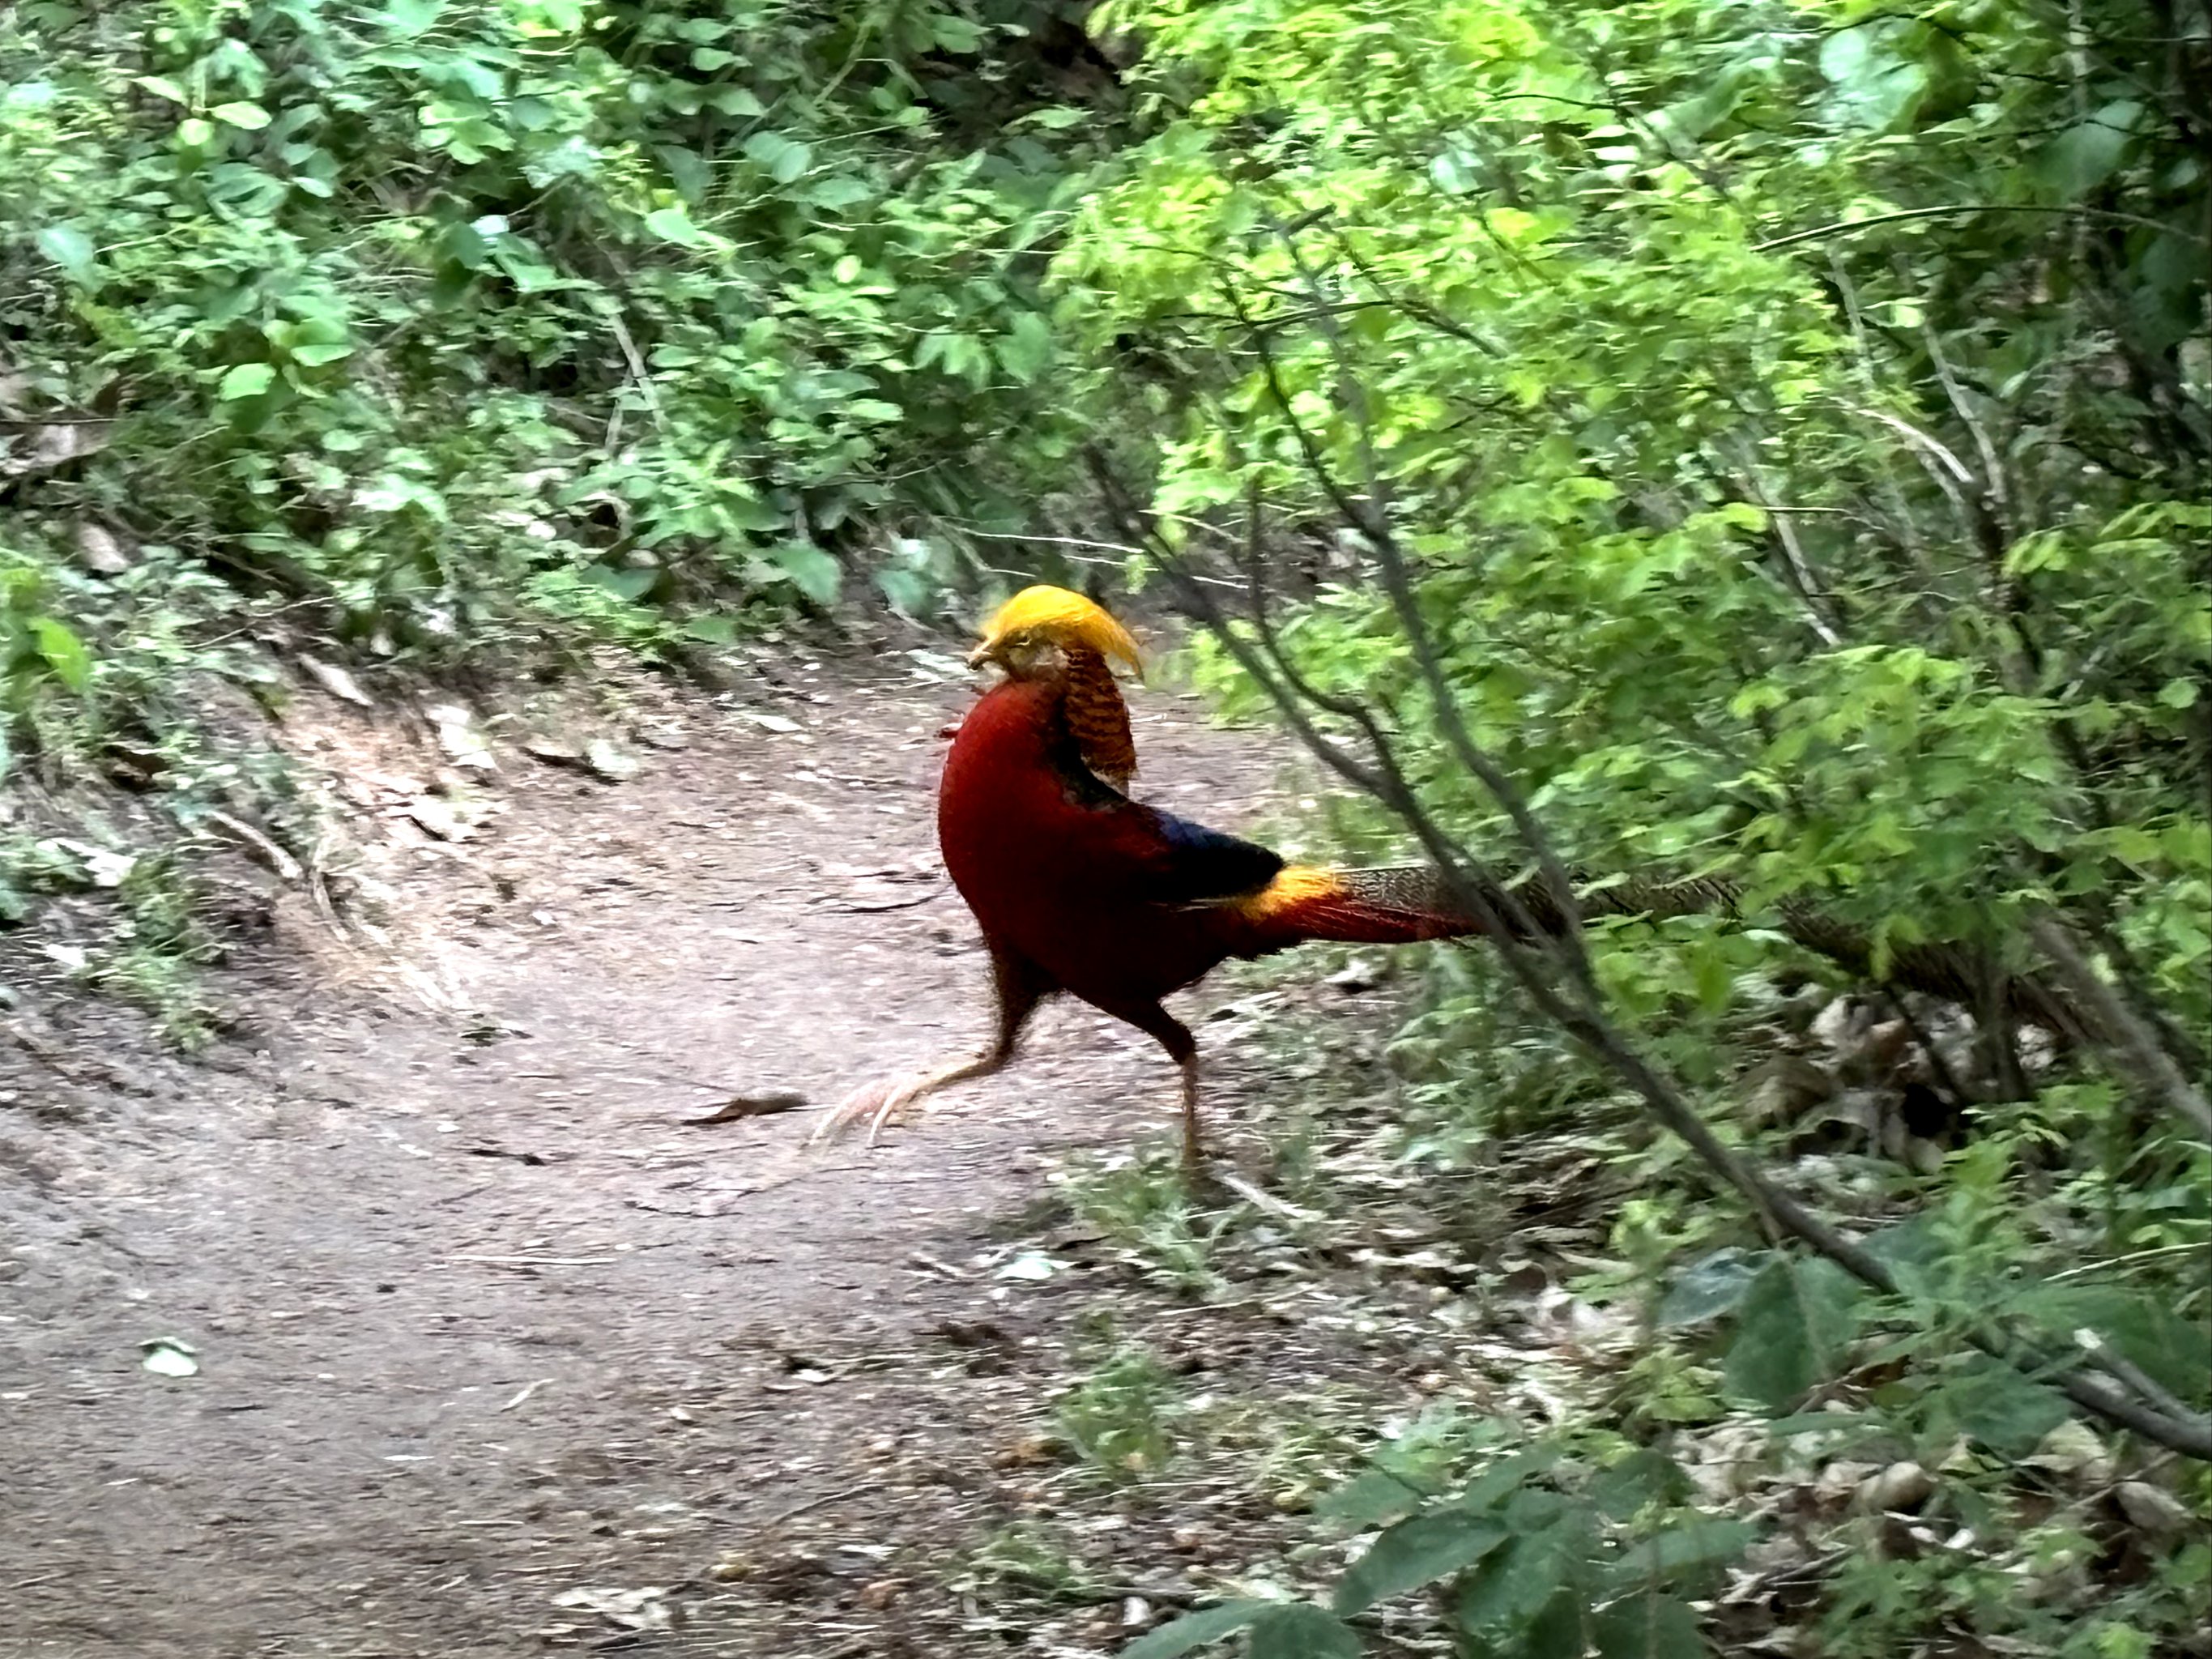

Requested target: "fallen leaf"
[
  {"left": 427, "top": 702, "right": 497, "bottom": 772},
  {"left": 995, "top": 1249, "right": 1066, "bottom": 1282},
  {"left": 300, "top": 655, "right": 373, "bottom": 707},
  {"left": 141, "top": 1338, "right": 199, "bottom": 1378}
]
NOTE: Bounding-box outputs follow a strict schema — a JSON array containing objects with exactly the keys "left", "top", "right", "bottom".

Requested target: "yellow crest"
[{"left": 975, "top": 585, "right": 1143, "bottom": 672}]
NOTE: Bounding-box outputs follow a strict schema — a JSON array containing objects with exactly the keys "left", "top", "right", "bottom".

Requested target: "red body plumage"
[
  {"left": 938, "top": 678, "right": 1480, "bottom": 1025},
  {"left": 939, "top": 679, "right": 1239, "bottom": 1017}
]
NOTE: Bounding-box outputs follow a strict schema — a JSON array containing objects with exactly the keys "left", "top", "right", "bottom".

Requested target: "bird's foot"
[{"left": 808, "top": 1071, "right": 942, "bottom": 1148}]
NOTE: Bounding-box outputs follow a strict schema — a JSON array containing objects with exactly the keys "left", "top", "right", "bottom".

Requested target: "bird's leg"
[
  {"left": 1114, "top": 1003, "right": 1208, "bottom": 1175},
  {"left": 1176, "top": 1049, "right": 1204, "bottom": 1171},
  {"left": 811, "top": 945, "right": 1051, "bottom": 1148}
]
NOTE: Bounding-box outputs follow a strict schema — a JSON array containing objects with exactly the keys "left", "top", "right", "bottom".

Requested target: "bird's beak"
[{"left": 965, "top": 639, "right": 1003, "bottom": 672}]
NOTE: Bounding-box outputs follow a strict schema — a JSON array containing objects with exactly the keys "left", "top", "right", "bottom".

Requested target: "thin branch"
[
  {"left": 1754, "top": 203, "right": 2205, "bottom": 254},
  {"left": 2030, "top": 916, "right": 2212, "bottom": 1141},
  {"left": 1244, "top": 227, "right": 1598, "bottom": 971}
]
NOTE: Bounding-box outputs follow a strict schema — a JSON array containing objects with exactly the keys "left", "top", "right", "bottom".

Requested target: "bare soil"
[{"left": 0, "top": 649, "right": 1340, "bottom": 1658}]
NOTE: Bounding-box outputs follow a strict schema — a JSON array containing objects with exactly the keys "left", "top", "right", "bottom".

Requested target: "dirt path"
[{"left": 0, "top": 651, "right": 1311, "bottom": 1657}]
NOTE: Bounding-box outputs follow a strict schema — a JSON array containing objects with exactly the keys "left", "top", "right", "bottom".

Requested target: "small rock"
[
  {"left": 1856, "top": 1461, "right": 1934, "bottom": 1512},
  {"left": 585, "top": 739, "right": 638, "bottom": 783},
  {"left": 1327, "top": 958, "right": 1382, "bottom": 993},
  {"left": 2026, "top": 1421, "right": 2115, "bottom": 1487},
  {"left": 75, "top": 520, "right": 132, "bottom": 575},
  {"left": 1813, "top": 1459, "right": 1880, "bottom": 1506},
  {"left": 2113, "top": 1481, "right": 2188, "bottom": 1536}
]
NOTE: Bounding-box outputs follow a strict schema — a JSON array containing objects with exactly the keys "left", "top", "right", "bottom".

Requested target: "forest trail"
[{"left": 0, "top": 648, "right": 1307, "bottom": 1658}]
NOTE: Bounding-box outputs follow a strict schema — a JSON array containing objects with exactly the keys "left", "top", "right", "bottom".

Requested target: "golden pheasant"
[{"left": 817, "top": 586, "right": 1486, "bottom": 1166}]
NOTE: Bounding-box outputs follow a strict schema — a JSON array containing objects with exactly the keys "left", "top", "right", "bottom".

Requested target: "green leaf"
[
  {"left": 586, "top": 565, "right": 658, "bottom": 603},
  {"left": 743, "top": 130, "right": 812, "bottom": 185},
  {"left": 1658, "top": 1248, "right": 1773, "bottom": 1327},
  {"left": 1315, "top": 1467, "right": 1432, "bottom": 1529},
  {"left": 1593, "top": 1593, "right": 1705, "bottom": 1659},
  {"left": 1690, "top": 943, "right": 1733, "bottom": 1013},
  {"left": 177, "top": 117, "right": 215, "bottom": 147},
  {"left": 1818, "top": 27, "right": 1925, "bottom": 130},
  {"left": 134, "top": 75, "right": 188, "bottom": 103},
  {"left": 1247, "top": 1606, "right": 1362, "bottom": 1659},
  {"left": 211, "top": 100, "right": 271, "bottom": 130},
  {"left": 1590, "top": 1450, "right": 1693, "bottom": 1521},
  {"left": 288, "top": 341, "right": 354, "bottom": 367},
  {"left": 774, "top": 544, "right": 842, "bottom": 607},
  {"left": 997, "top": 311, "right": 1054, "bottom": 383},
  {"left": 31, "top": 619, "right": 93, "bottom": 693},
  {"left": 875, "top": 567, "right": 932, "bottom": 618},
  {"left": 2156, "top": 679, "right": 2199, "bottom": 710},
  {"left": 2017, "top": 1286, "right": 2212, "bottom": 1407},
  {"left": 218, "top": 363, "right": 276, "bottom": 400},
  {"left": 1937, "top": 1357, "right": 2072, "bottom": 1457},
  {"left": 1724, "top": 1259, "right": 1861, "bottom": 1412},
  {"left": 1333, "top": 1510, "right": 1508, "bottom": 1614},
  {"left": 684, "top": 615, "right": 738, "bottom": 645},
  {"left": 2035, "top": 102, "right": 2142, "bottom": 200},
  {"left": 1119, "top": 1600, "right": 1272, "bottom": 1658},
  {"left": 1453, "top": 1448, "right": 1558, "bottom": 1513},
  {"left": 1608, "top": 1518, "right": 1755, "bottom": 1585},
  {"left": 1455, "top": 1522, "right": 1582, "bottom": 1637},
  {"left": 644, "top": 205, "right": 703, "bottom": 247},
  {"left": 1523, "top": 1589, "right": 1589, "bottom": 1659},
  {"left": 34, "top": 224, "right": 96, "bottom": 286}
]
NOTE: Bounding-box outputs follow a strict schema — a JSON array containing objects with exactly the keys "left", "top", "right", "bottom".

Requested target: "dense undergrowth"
[
  {"left": 1055, "top": 0, "right": 2211, "bottom": 1653},
  {"left": 3, "top": 0, "right": 1110, "bottom": 992},
  {"left": 4, "top": 0, "right": 2209, "bottom": 1654}
]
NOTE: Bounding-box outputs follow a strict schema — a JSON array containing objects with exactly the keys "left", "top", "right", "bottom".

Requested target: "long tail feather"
[
  {"left": 1233, "top": 863, "right": 2088, "bottom": 1041},
  {"left": 1232, "top": 864, "right": 1486, "bottom": 945}
]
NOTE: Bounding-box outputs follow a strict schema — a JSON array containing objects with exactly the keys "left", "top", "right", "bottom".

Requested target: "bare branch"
[{"left": 2030, "top": 915, "right": 2212, "bottom": 1141}]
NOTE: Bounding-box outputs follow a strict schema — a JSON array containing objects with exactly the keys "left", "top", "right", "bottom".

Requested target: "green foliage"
[
  {"left": 1059, "top": 1148, "right": 1230, "bottom": 1294},
  {"left": 1129, "top": 1434, "right": 1748, "bottom": 1659},
  {"left": 2, "top": 0, "right": 1115, "bottom": 1018},
  {"left": 1068, "top": 0, "right": 2209, "bottom": 1034},
  {"left": 1066, "top": 2, "right": 2210, "bottom": 1654},
  {"left": 1057, "top": 1342, "right": 1185, "bottom": 1481},
  {"left": 2, "top": 0, "right": 1110, "bottom": 673}
]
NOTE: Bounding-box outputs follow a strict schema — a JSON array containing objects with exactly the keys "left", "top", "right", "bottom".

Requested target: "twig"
[
  {"left": 811, "top": 882, "right": 951, "bottom": 913},
  {"left": 2047, "top": 1243, "right": 2212, "bottom": 1282},
  {"left": 684, "top": 1091, "right": 809, "bottom": 1127},
  {"left": 204, "top": 809, "right": 305, "bottom": 883},
  {"left": 1753, "top": 203, "right": 2201, "bottom": 254},
  {"left": 445, "top": 1254, "right": 616, "bottom": 1269},
  {"left": 1212, "top": 1170, "right": 1321, "bottom": 1223}
]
